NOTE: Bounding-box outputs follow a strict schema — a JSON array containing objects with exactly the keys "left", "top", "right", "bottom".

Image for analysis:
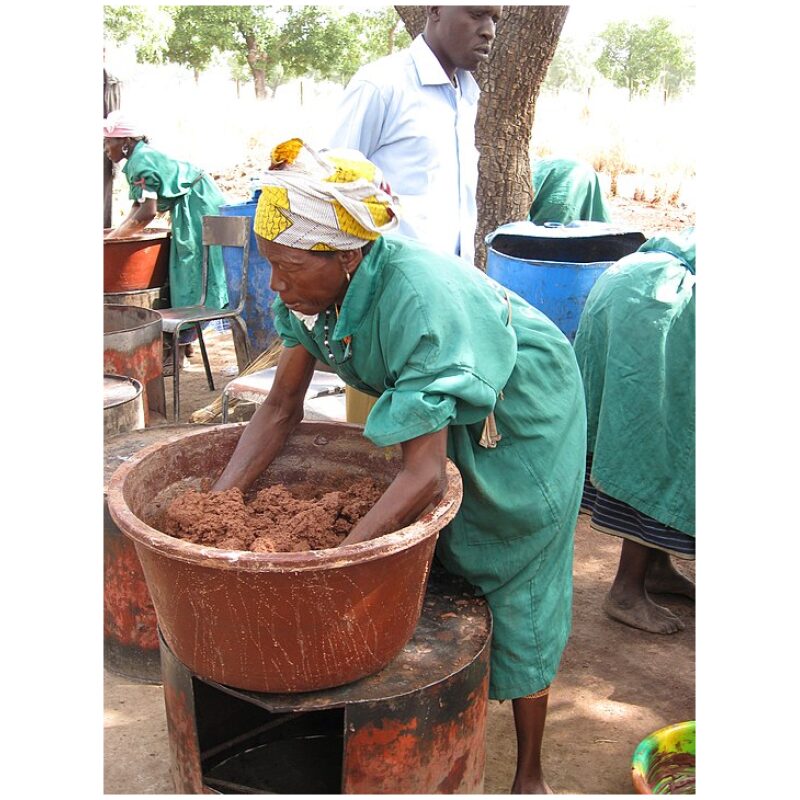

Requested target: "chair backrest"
[{"left": 200, "top": 215, "right": 251, "bottom": 312}]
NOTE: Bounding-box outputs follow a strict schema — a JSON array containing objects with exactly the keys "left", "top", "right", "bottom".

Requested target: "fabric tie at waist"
[{"left": 478, "top": 290, "right": 512, "bottom": 449}]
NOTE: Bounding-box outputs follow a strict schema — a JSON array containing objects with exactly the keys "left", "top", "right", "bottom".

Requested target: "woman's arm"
[
  {"left": 212, "top": 345, "right": 316, "bottom": 493},
  {"left": 105, "top": 197, "right": 157, "bottom": 239},
  {"left": 339, "top": 426, "right": 449, "bottom": 546}
]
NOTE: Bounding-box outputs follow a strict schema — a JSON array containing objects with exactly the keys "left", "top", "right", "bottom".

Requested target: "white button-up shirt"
[{"left": 327, "top": 35, "right": 479, "bottom": 264}]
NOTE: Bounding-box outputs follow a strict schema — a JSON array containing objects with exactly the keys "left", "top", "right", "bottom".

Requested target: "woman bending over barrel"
[
  {"left": 103, "top": 110, "right": 229, "bottom": 367},
  {"left": 574, "top": 230, "right": 696, "bottom": 634},
  {"left": 214, "top": 138, "right": 586, "bottom": 794}
]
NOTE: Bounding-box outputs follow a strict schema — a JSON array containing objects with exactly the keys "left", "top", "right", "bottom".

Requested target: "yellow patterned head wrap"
[{"left": 253, "top": 138, "right": 401, "bottom": 251}]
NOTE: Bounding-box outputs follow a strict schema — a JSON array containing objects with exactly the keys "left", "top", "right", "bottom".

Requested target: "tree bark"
[
  {"left": 245, "top": 35, "right": 270, "bottom": 100},
  {"left": 395, "top": 5, "right": 568, "bottom": 268}
]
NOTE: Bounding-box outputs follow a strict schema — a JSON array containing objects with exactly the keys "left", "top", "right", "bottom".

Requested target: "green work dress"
[
  {"left": 573, "top": 231, "right": 696, "bottom": 535},
  {"left": 273, "top": 235, "right": 587, "bottom": 699},
  {"left": 529, "top": 157, "right": 612, "bottom": 225},
  {"left": 123, "top": 141, "right": 229, "bottom": 309}
]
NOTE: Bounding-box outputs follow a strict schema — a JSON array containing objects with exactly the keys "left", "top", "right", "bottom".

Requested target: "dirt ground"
[{"left": 104, "top": 196, "right": 695, "bottom": 794}]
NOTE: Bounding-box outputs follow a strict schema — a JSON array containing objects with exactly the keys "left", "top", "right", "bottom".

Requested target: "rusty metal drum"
[
  {"left": 104, "top": 424, "right": 217, "bottom": 683},
  {"left": 103, "top": 304, "right": 165, "bottom": 423},
  {"left": 104, "top": 374, "right": 145, "bottom": 437},
  {"left": 106, "top": 422, "right": 463, "bottom": 694},
  {"left": 159, "top": 566, "right": 491, "bottom": 794}
]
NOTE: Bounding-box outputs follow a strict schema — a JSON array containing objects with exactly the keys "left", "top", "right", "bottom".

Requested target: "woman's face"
[
  {"left": 260, "top": 237, "right": 359, "bottom": 316},
  {"left": 104, "top": 137, "right": 127, "bottom": 163}
]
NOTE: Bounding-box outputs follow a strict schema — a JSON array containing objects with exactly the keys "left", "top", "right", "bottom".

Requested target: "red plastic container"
[
  {"left": 106, "top": 422, "right": 463, "bottom": 693},
  {"left": 104, "top": 228, "right": 170, "bottom": 293}
]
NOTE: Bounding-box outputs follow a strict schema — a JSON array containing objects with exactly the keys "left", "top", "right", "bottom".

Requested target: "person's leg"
[
  {"left": 604, "top": 539, "right": 685, "bottom": 634},
  {"left": 645, "top": 549, "right": 695, "bottom": 599},
  {"left": 511, "top": 691, "right": 552, "bottom": 794}
]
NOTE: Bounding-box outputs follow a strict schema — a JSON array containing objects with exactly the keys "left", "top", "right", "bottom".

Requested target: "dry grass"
[{"left": 531, "top": 87, "right": 695, "bottom": 208}]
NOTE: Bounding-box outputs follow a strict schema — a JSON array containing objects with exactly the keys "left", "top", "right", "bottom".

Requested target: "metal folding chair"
[
  {"left": 221, "top": 366, "right": 347, "bottom": 423},
  {"left": 158, "top": 215, "right": 252, "bottom": 421}
]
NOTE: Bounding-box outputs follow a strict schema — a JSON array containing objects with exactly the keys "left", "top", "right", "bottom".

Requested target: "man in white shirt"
[{"left": 328, "top": 6, "right": 503, "bottom": 264}]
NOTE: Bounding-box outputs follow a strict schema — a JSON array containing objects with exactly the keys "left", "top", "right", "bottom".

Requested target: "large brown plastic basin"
[
  {"left": 106, "top": 422, "right": 463, "bottom": 693},
  {"left": 104, "top": 228, "right": 170, "bottom": 292}
]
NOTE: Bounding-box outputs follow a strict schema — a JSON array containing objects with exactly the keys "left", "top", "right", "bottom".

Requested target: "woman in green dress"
[
  {"left": 103, "top": 110, "right": 229, "bottom": 365},
  {"left": 574, "top": 230, "right": 696, "bottom": 634},
  {"left": 214, "top": 139, "right": 586, "bottom": 794},
  {"left": 529, "top": 157, "right": 612, "bottom": 225}
]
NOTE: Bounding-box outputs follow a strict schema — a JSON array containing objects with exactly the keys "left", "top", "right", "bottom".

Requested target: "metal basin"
[
  {"left": 104, "top": 227, "right": 170, "bottom": 293},
  {"left": 103, "top": 374, "right": 144, "bottom": 437},
  {"left": 106, "top": 422, "right": 463, "bottom": 693}
]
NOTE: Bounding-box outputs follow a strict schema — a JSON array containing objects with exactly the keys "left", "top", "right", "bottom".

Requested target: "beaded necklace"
[{"left": 322, "top": 305, "right": 352, "bottom": 364}]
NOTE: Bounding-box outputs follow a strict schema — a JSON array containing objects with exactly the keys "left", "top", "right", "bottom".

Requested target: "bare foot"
[
  {"left": 645, "top": 556, "right": 695, "bottom": 599},
  {"left": 603, "top": 589, "right": 685, "bottom": 634},
  {"left": 512, "top": 777, "right": 553, "bottom": 794}
]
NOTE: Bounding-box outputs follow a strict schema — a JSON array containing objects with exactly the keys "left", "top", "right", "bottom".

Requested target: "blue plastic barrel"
[
  {"left": 219, "top": 200, "right": 278, "bottom": 356},
  {"left": 485, "top": 221, "right": 646, "bottom": 342}
]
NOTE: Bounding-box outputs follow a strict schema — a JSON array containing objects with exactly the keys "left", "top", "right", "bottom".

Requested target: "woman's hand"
[
  {"left": 339, "top": 426, "right": 449, "bottom": 547},
  {"left": 212, "top": 345, "right": 316, "bottom": 493},
  {"left": 105, "top": 198, "right": 157, "bottom": 239}
]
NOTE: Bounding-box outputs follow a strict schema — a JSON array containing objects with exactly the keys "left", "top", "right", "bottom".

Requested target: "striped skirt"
[{"left": 581, "top": 455, "right": 695, "bottom": 560}]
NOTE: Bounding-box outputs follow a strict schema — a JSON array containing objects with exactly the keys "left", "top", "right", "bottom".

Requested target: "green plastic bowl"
[{"left": 631, "top": 720, "right": 695, "bottom": 794}]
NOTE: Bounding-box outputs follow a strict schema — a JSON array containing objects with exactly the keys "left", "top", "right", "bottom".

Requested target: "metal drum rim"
[
  {"left": 103, "top": 303, "right": 164, "bottom": 334},
  {"left": 103, "top": 373, "right": 144, "bottom": 410},
  {"left": 487, "top": 249, "right": 617, "bottom": 269}
]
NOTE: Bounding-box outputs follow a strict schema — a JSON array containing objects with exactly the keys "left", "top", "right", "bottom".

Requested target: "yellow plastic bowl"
[{"left": 631, "top": 720, "right": 695, "bottom": 794}]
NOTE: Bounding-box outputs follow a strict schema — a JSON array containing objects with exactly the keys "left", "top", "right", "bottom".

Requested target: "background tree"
[
  {"left": 542, "top": 35, "right": 598, "bottom": 94},
  {"left": 595, "top": 17, "right": 694, "bottom": 101},
  {"left": 105, "top": 5, "right": 413, "bottom": 99},
  {"left": 395, "top": 5, "right": 569, "bottom": 268},
  {"left": 279, "top": 6, "right": 364, "bottom": 86},
  {"left": 103, "top": 4, "right": 174, "bottom": 64},
  {"left": 362, "top": 7, "right": 412, "bottom": 60},
  {"left": 227, "top": 53, "right": 252, "bottom": 99}
]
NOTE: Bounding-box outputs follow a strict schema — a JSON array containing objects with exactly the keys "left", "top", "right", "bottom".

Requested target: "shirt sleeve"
[
  {"left": 126, "top": 155, "right": 162, "bottom": 204},
  {"left": 365, "top": 366, "right": 500, "bottom": 447},
  {"left": 327, "top": 78, "right": 387, "bottom": 160},
  {"left": 363, "top": 272, "right": 516, "bottom": 448}
]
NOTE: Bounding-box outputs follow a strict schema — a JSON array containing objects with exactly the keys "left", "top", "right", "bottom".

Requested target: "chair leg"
[
  {"left": 221, "top": 390, "right": 230, "bottom": 423},
  {"left": 230, "top": 315, "right": 252, "bottom": 373},
  {"left": 196, "top": 323, "right": 215, "bottom": 391},
  {"left": 172, "top": 330, "right": 181, "bottom": 422}
]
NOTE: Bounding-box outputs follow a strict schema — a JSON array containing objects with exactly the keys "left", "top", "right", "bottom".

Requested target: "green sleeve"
[{"left": 363, "top": 269, "right": 516, "bottom": 447}]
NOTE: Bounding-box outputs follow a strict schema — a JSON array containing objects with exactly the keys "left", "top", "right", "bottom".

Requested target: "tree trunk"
[
  {"left": 250, "top": 69, "right": 267, "bottom": 100},
  {"left": 395, "top": 6, "right": 568, "bottom": 268},
  {"left": 245, "top": 36, "right": 270, "bottom": 100}
]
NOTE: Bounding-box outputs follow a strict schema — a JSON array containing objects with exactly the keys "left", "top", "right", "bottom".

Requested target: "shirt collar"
[{"left": 410, "top": 34, "right": 480, "bottom": 103}]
